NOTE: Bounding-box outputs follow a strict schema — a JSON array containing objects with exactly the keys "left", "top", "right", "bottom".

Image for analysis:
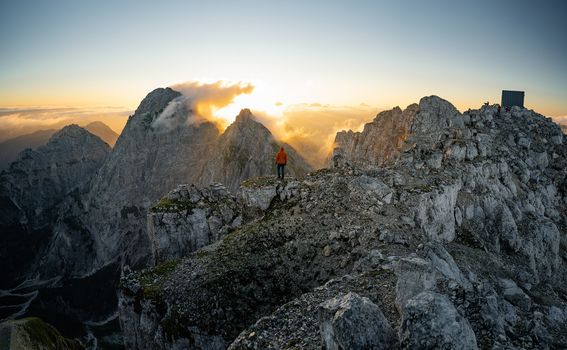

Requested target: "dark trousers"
[{"left": 277, "top": 164, "right": 285, "bottom": 178}]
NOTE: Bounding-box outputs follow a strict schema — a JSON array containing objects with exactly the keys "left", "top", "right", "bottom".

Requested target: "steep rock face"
[
  {"left": 0, "top": 125, "right": 110, "bottom": 229},
  {"left": 37, "top": 88, "right": 220, "bottom": 278},
  {"left": 148, "top": 183, "right": 243, "bottom": 264},
  {"left": 119, "top": 97, "right": 567, "bottom": 349},
  {"left": 333, "top": 103, "right": 419, "bottom": 168},
  {"left": 333, "top": 96, "right": 464, "bottom": 169},
  {"left": 201, "top": 109, "right": 311, "bottom": 191},
  {"left": 0, "top": 125, "right": 109, "bottom": 285}
]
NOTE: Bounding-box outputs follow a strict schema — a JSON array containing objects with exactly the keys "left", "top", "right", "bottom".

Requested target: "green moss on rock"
[
  {"left": 241, "top": 176, "right": 280, "bottom": 188},
  {"left": 0, "top": 317, "right": 84, "bottom": 350},
  {"left": 150, "top": 198, "right": 196, "bottom": 213},
  {"left": 138, "top": 259, "right": 181, "bottom": 301}
]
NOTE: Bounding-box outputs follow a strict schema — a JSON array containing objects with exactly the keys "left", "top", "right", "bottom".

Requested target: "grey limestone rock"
[
  {"left": 0, "top": 125, "right": 109, "bottom": 229},
  {"left": 400, "top": 291, "right": 478, "bottom": 350},
  {"left": 318, "top": 292, "right": 397, "bottom": 350},
  {"left": 148, "top": 183, "right": 242, "bottom": 264},
  {"left": 118, "top": 97, "right": 567, "bottom": 349}
]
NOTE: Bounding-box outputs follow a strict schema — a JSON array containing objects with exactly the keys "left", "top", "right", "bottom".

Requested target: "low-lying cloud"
[{"left": 0, "top": 107, "right": 131, "bottom": 142}]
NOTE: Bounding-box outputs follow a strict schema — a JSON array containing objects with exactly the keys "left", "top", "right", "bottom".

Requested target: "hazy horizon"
[{"left": 1, "top": 0, "right": 567, "bottom": 166}]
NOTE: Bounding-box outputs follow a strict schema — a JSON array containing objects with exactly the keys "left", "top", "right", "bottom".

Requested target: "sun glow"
[{"left": 215, "top": 82, "right": 285, "bottom": 125}]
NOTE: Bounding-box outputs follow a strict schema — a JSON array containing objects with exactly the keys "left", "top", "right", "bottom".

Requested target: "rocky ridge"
[
  {"left": 0, "top": 124, "right": 110, "bottom": 229},
  {"left": 119, "top": 96, "right": 567, "bottom": 349},
  {"left": 34, "top": 88, "right": 311, "bottom": 280},
  {"left": 0, "top": 125, "right": 110, "bottom": 286},
  {"left": 0, "top": 87, "right": 311, "bottom": 346}
]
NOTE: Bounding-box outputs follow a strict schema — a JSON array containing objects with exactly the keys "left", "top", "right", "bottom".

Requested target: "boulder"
[
  {"left": 318, "top": 292, "right": 396, "bottom": 350},
  {"left": 400, "top": 291, "right": 478, "bottom": 350}
]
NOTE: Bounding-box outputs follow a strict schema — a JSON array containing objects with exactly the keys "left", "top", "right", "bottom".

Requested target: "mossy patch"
[
  {"left": 5, "top": 317, "right": 84, "bottom": 349},
  {"left": 150, "top": 198, "right": 196, "bottom": 213},
  {"left": 241, "top": 176, "right": 280, "bottom": 188},
  {"left": 138, "top": 259, "right": 181, "bottom": 301}
]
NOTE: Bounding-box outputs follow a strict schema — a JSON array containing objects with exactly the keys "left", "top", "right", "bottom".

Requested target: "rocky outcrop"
[
  {"left": 333, "top": 104, "right": 418, "bottom": 168},
  {"left": 119, "top": 97, "right": 567, "bottom": 349},
  {"left": 0, "top": 317, "right": 84, "bottom": 349},
  {"left": 318, "top": 292, "right": 396, "bottom": 350},
  {"left": 399, "top": 291, "right": 477, "bottom": 349},
  {"left": 148, "top": 183, "right": 243, "bottom": 264}
]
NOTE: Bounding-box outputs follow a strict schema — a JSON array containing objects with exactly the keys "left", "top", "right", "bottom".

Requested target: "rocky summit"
[{"left": 119, "top": 96, "right": 567, "bottom": 349}]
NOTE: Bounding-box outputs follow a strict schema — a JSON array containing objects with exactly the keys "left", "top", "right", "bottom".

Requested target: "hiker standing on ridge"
[{"left": 275, "top": 147, "right": 287, "bottom": 179}]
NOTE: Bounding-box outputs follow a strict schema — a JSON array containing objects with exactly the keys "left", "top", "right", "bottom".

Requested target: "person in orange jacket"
[{"left": 275, "top": 147, "right": 287, "bottom": 179}]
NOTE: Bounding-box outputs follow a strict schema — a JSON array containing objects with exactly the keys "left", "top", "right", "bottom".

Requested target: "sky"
[{"left": 0, "top": 0, "right": 566, "bottom": 163}]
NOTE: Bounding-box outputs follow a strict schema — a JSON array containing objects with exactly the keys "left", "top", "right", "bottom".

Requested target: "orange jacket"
[{"left": 275, "top": 148, "right": 287, "bottom": 165}]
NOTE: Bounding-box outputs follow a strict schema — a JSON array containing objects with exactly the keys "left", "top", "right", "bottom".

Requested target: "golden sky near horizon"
[{"left": 1, "top": 0, "right": 566, "bottom": 151}]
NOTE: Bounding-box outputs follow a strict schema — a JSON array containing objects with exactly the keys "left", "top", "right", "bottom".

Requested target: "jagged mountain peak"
[
  {"left": 234, "top": 108, "right": 255, "bottom": 122},
  {"left": 45, "top": 124, "right": 110, "bottom": 156},
  {"left": 134, "top": 87, "right": 181, "bottom": 116},
  {"left": 224, "top": 109, "right": 271, "bottom": 138}
]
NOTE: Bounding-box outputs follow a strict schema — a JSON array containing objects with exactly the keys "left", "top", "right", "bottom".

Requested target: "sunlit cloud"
[
  {"left": 0, "top": 107, "right": 131, "bottom": 142},
  {"left": 155, "top": 81, "right": 255, "bottom": 130},
  {"left": 252, "top": 103, "right": 378, "bottom": 168}
]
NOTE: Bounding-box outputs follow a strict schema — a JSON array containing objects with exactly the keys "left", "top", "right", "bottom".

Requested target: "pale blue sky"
[{"left": 1, "top": 0, "right": 566, "bottom": 116}]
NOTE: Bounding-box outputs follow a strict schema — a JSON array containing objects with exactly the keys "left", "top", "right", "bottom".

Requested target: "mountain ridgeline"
[
  {"left": 1, "top": 90, "right": 566, "bottom": 349},
  {"left": 0, "top": 121, "right": 119, "bottom": 171},
  {"left": 119, "top": 96, "right": 567, "bottom": 349},
  {"left": 36, "top": 88, "right": 312, "bottom": 279},
  {"left": 0, "top": 87, "right": 311, "bottom": 344}
]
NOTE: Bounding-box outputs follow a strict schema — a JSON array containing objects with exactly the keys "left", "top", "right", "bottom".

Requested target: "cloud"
[
  {"left": 151, "top": 81, "right": 255, "bottom": 131},
  {"left": 553, "top": 115, "right": 567, "bottom": 134},
  {"left": 253, "top": 103, "right": 378, "bottom": 168},
  {"left": 552, "top": 115, "right": 567, "bottom": 124},
  {"left": 0, "top": 107, "right": 131, "bottom": 142}
]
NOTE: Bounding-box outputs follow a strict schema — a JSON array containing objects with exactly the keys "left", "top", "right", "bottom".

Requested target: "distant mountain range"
[{"left": 0, "top": 121, "right": 118, "bottom": 170}]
